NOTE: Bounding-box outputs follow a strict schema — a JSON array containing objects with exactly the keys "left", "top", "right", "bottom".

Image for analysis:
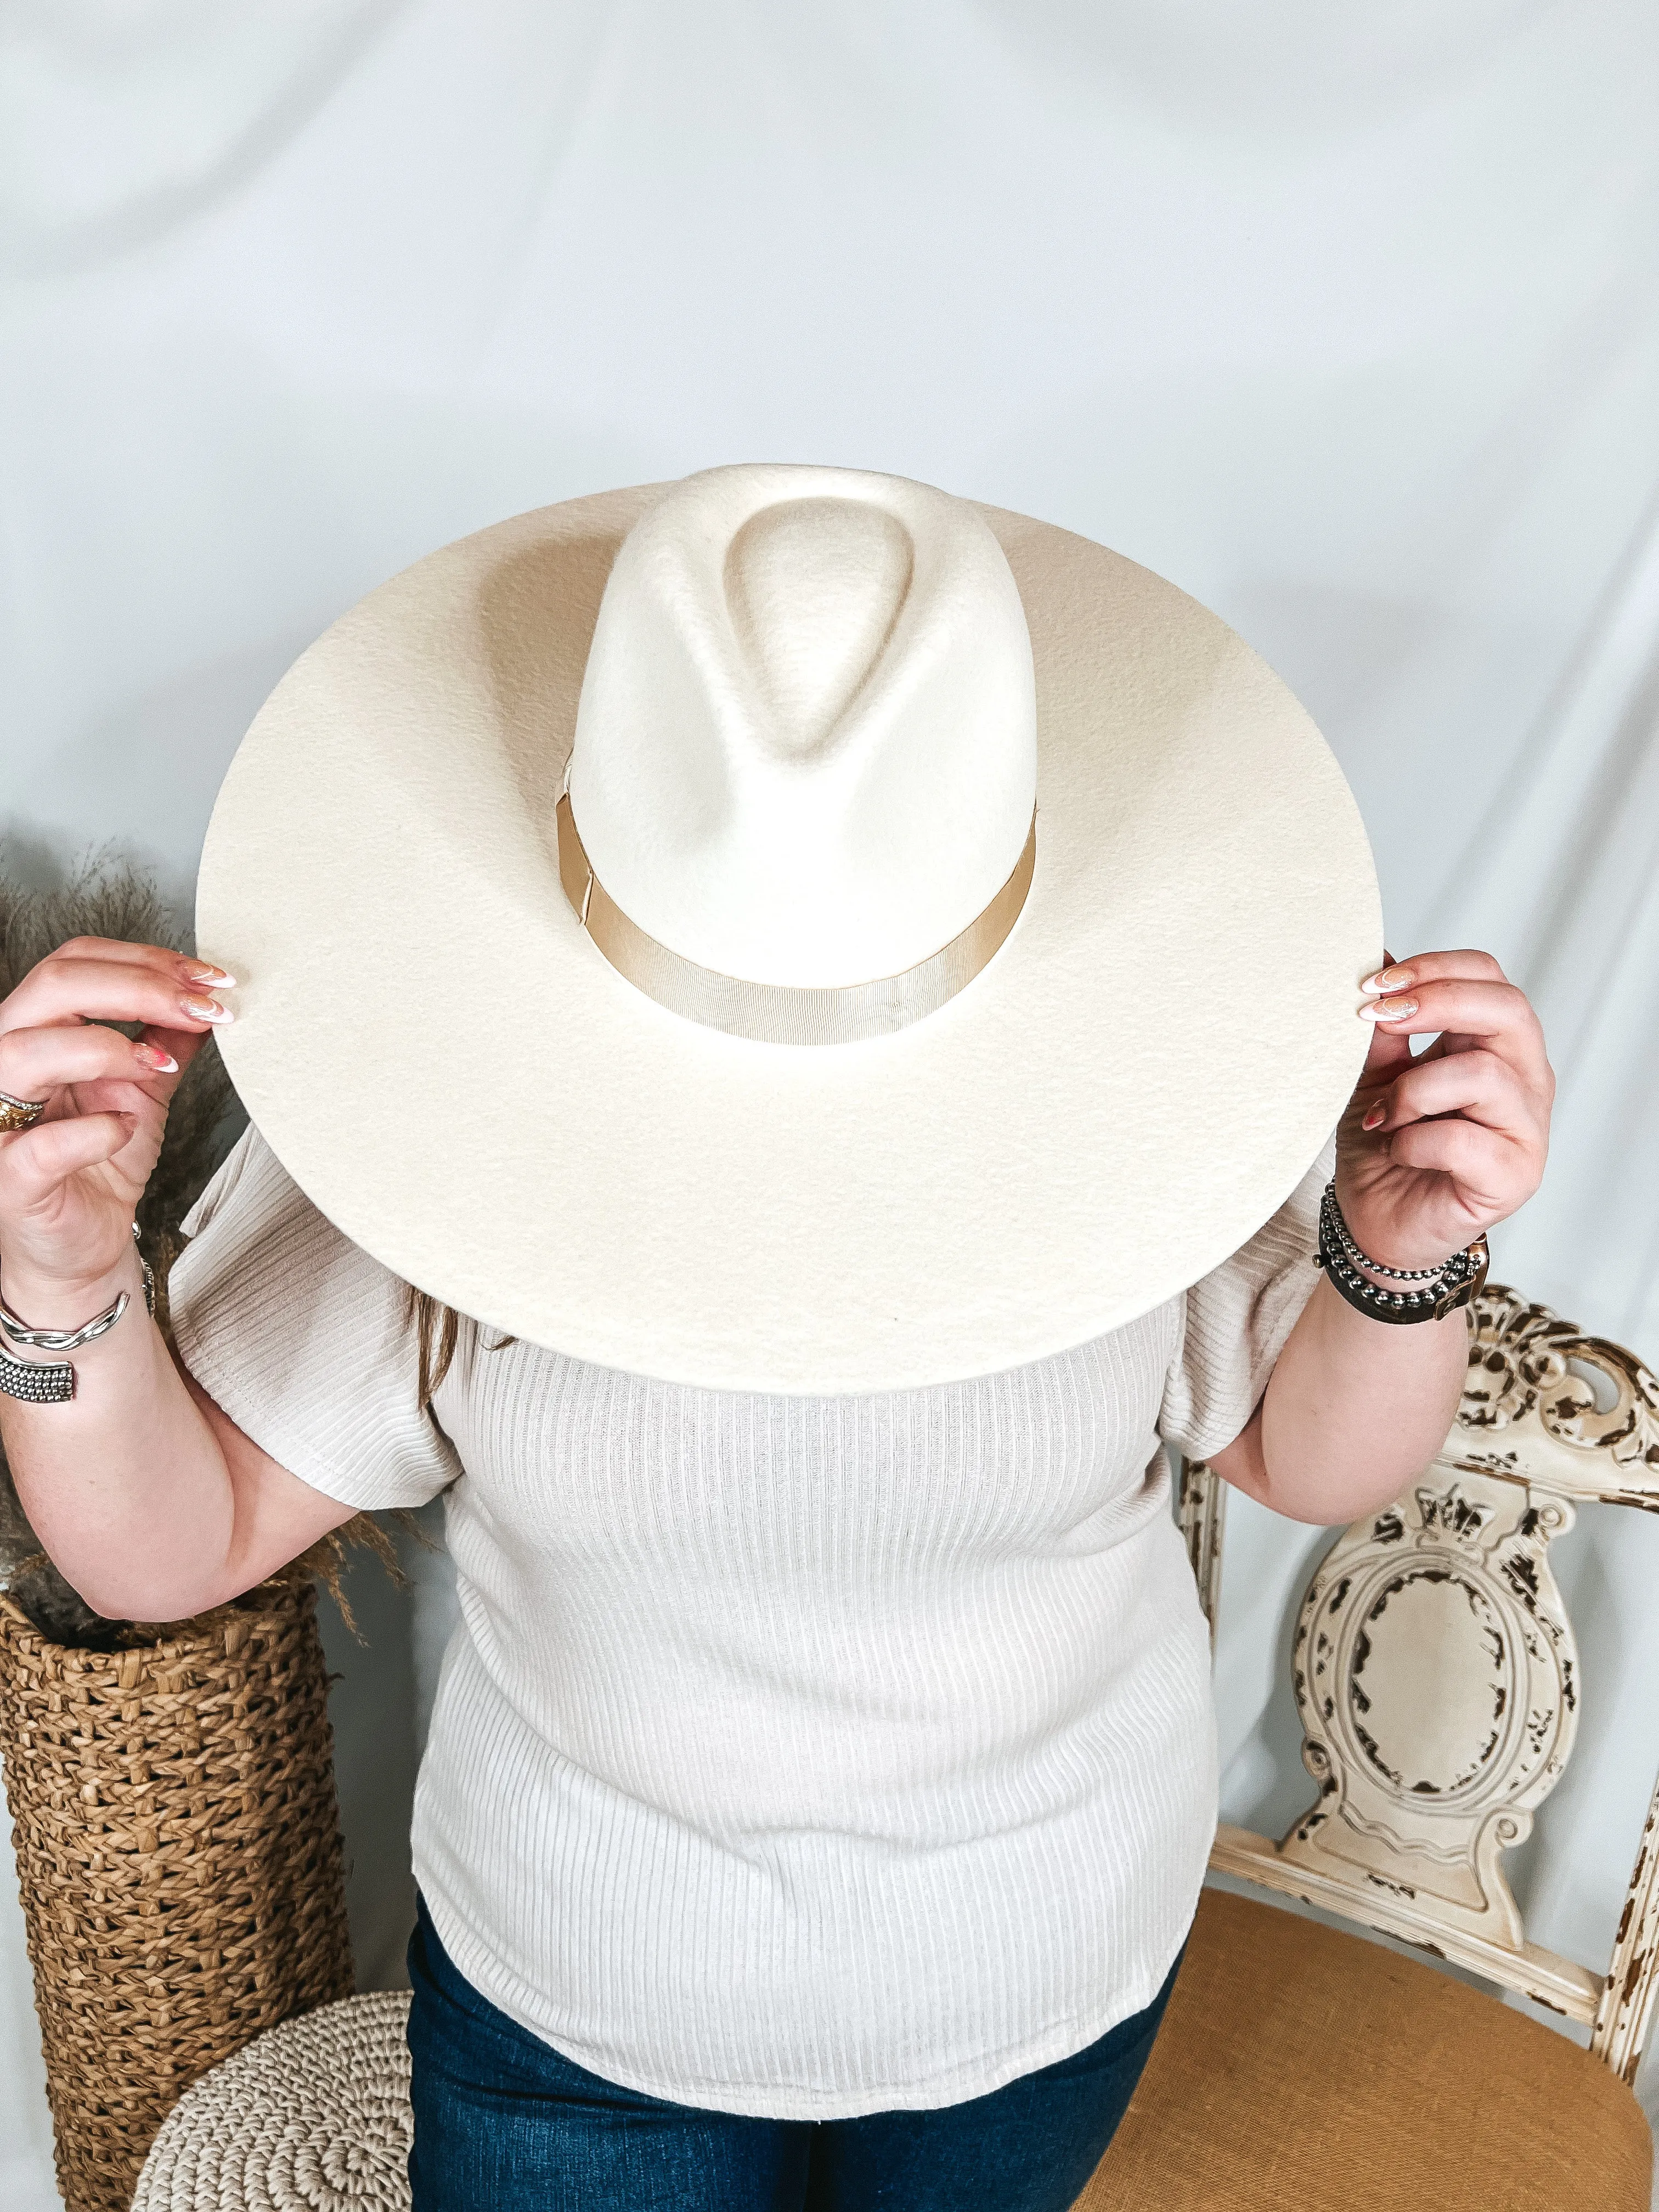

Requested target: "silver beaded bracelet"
[
  {"left": 1314, "top": 1180, "right": 1488, "bottom": 1325},
  {"left": 0, "top": 1224, "right": 155, "bottom": 1404}
]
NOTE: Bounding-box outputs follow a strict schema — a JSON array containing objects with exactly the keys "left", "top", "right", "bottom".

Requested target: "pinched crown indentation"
[{"left": 723, "top": 498, "right": 914, "bottom": 760}]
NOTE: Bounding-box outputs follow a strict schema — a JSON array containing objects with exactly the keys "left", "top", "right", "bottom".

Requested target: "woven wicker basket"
[{"left": 0, "top": 1569, "right": 355, "bottom": 2212}]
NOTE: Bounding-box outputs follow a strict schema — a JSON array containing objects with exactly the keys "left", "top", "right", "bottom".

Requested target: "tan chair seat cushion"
[{"left": 1080, "top": 1886, "right": 1654, "bottom": 2211}]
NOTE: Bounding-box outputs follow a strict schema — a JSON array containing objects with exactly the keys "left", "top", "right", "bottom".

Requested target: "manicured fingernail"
[
  {"left": 183, "top": 962, "right": 237, "bottom": 987},
  {"left": 1361, "top": 967, "right": 1413, "bottom": 994},
  {"left": 1362, "top": 1099, "right": 1386, "bottom": 1130},
  {"left": 179, "top": 996, "right": 234, "bottom": 1024},
  {"left": 134, "top": 1044, "right": 178, "bottom": 1073},
  {"left": 1359, "top": 995, "right": 1418, "bottom": 1022}
]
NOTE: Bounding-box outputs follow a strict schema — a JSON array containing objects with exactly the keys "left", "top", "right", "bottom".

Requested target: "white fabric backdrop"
[{"left": 4, "top": 2, "right": 1659, "bottom": 2199}]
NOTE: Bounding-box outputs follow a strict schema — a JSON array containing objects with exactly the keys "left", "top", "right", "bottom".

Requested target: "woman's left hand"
[{"left": 1337, "top": 948, "right": 1554, "bottom": 1274}]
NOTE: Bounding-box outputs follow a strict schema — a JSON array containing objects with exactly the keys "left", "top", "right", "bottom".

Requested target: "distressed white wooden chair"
[{"left": 1081, "top": 1284, "right": 1659, "bottom": 2211}]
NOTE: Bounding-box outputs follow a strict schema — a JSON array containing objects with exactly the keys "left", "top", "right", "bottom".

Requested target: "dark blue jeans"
[{"left": 406, "top": 1891, "right": 1186, "bottom": 2209}]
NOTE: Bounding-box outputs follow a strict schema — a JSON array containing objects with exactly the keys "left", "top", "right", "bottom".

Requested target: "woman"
[{"left": 0, "top": 472, "right": 1553, "bottom": 2211}]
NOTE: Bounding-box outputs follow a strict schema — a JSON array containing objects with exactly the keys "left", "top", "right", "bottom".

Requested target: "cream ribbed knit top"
[{"left": 169, "top": 1122, "right": 1334, "bottom": 2121}]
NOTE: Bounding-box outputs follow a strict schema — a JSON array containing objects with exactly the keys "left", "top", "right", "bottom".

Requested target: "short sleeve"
[
  {"left": 167, "top": 1123, "right": 462, "bottom": 1510},
  {"left": 1158, "top": 1127, "right": 1336, "bottom": 1465}
]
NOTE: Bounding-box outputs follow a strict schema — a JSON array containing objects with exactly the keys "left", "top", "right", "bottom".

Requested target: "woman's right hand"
[{"left": 0, "top": 938, "right": 237, "bottom": 1310}]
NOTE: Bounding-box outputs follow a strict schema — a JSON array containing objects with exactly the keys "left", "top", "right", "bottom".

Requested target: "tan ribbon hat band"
[{"left": 557, "top": 793, "right": 1037, "bottom": 1046}]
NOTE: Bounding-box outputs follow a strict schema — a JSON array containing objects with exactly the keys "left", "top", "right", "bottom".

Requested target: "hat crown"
[
  {"left": 726, "top": 496, "right": 912, "bottom": 758},
  {"left": 565, "top": 463, "right": 1038, "bottom": 989}
]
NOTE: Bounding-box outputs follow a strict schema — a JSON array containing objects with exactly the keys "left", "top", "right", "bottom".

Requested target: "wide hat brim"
[{"left": 198, "top": 483, "right": 1381, "bottom": 1394}]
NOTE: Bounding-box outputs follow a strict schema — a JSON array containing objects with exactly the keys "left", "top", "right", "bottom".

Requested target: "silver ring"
[{"left": 0, "top": 1089, "right": 48, "bottom": 1135}]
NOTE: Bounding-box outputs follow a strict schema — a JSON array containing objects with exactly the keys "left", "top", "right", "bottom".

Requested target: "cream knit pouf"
[{"left": 129, "top": 1991, "right": 413, "bottom": 2210}]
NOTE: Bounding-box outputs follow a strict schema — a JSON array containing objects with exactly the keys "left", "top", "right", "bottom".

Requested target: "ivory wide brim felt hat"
[{"left": 198, "top": 464, "right": 1381, "bottom": 1394}]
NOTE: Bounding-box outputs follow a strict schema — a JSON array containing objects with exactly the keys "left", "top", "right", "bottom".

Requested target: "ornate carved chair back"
[{"left": 1178, "top": 1284, "right": 1659, "bottom": 2085}]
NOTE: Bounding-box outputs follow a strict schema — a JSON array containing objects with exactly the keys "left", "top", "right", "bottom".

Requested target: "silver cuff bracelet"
[{"left": 0, "top": 1225, "right": 155, "bottom": 1404}]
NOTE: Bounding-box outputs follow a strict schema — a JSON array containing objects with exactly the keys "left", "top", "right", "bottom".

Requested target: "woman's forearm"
[
  {"left": 1212, "top": 1270, "right": 1469, "bottom": 1526},
  {"left": 0, "top": 939, "right": 358, "bottom": 1622},
  {"left": 1, "top": 1243, "right": 239, "bottom": 1620},
  {"left": 1211, "top": 945, "right": 1553, "bottom": 1528}
]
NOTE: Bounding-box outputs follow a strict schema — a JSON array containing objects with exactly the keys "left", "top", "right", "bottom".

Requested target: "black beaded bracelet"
[{"left": 1313, "top": 1180, "right": 1489, "bottom": 1325}]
